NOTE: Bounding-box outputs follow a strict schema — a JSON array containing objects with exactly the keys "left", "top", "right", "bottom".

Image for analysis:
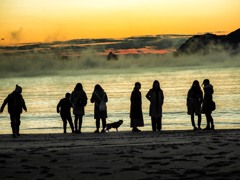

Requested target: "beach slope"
[{"left": 0, "top": 130, "right": 240, "bottom": 179}]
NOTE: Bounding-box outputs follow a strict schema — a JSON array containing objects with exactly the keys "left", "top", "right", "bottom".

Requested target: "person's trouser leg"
[
  {"left": 151, "top": 117, "right": 157, "bottom": 131},
  {"left": 78, "top": 115, "right": 83, "bottom": 132},
  {"left": 102, "top": 118, "right": 106, "bottom": 130},
  {"left": 10, "top": 114, "right": 20, "bottom": 136},
  {"left": 191, "top": 114, "right": 196, "bottom": 128},
  {"left": 205, "top": 114, "right": 210, "bottom": 129},
  {"left": 207, "top": 113, "right": 214, "bottom": 129},
  {"left": 157, "top": 117, "right": 162, "bottom": 131},
  {"left": 74, "top": 115, "right": 78, "bottom": 132},
  {"left": 197, "top": 114, "right": 202, "bottom": 128},
  {"left": 96, "top": 118, "right": 100, "bottom": 131},
  {"left": 68, "top": 116, "right": 74, "bottom": 133},
  {"left": 63, "top": 119, "right": 67, "bottom": 133}
]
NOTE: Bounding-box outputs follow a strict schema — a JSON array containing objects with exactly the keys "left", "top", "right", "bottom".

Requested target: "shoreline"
[{"left": 0, "top": 129, "right": 240, "bottom": 179}]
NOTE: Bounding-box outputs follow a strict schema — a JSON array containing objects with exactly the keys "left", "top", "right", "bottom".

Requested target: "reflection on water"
[{"left": 0, "top": 67, "right": 240, "bottom": 134}]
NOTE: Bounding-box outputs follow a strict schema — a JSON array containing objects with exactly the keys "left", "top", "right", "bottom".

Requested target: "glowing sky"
[{"left": 1, "top": 0, "right": 240, "bottom": 45}]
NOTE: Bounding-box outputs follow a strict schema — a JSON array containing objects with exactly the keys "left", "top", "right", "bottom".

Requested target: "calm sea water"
[{"left": 0, "top": 67, "right": 239, "bottom": 134}]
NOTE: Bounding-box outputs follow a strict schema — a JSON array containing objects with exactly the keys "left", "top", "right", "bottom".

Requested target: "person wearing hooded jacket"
[{"left": 0, "top": 85, "right": 27, "bottom": 137}]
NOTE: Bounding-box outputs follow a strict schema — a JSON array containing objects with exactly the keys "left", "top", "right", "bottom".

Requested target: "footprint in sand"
[
  {"left": 22, "top": 165, "right": 38, "bottom": 170},
  {"left": 0, "top": 154, "right": 14, "bottom": 158},
  {"left": 205, "top": 161, "right": 231, "bottom": 168},
  {"left": 20, "top": 159, "right": 29, "bottom": 163},
  {"left": 120, "top": 166, "right": 140, "bottom": 172},
  {"left": 95, "top": 167, "right": 109, "bottom": 170},
  {"left": 99, "top": 172, "right": 112, "bottom": 176},
  {"left": 0, "top": 160, "right": 6, "bottom": 164},
  {"left": 80, "top": 171, "right": 96, "bottom": 174},
  {"left": 40, "top": 166, "right": 51, "bottom": 175},
  {"left": 50, "top": 159, "right": 58, "bottom": 163},
  {"left": 45, "top": 173, "right": 55, "bottom": 178}
]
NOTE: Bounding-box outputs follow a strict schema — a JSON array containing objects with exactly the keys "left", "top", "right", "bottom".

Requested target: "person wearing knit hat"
[
  {"left": 15, "top": 84, "right": 22, "bottom": 93},
  {"left": 0, "top": 84, "right": 27, "bottom": 137}
]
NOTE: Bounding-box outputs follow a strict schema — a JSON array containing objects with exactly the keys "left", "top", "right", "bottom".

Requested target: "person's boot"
[
  {"left": 204, "top": 125, "right": 210, "bottom": 130},
  {"left": 16, "top": 126, "right": 20, "bottom": 136},
  {"left": 12, "top": 127, "right": 17, "bottom": 138}
]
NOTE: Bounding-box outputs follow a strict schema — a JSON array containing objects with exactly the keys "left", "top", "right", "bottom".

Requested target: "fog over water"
[{"left": 0, "top": 47, "right": 240, "bottom": 78}]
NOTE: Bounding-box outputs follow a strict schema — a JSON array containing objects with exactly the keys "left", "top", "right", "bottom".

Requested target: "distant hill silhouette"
[{"left": 176, "top": 28, "right": 240, "bottom": 55}]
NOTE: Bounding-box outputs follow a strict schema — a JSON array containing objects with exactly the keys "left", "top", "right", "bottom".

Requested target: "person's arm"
[
  {"left": 90, "top": 92, "right": 95, "bottom": 103},
  {"left": 21, "top": 96, "right": 27, "bottom": 112},
  {"left": 105, "top": 92, "right": 108, "bottom": 103},
  {"left": 57, "top": 100, "right": 61, "bottom": 113},
  {"left": 200, "top": 90, "right": 203, "bottom": 103},
  {"left": 146, "top": 90, "right": 151, "bottom": 101},
  {"left": 0, "top": 96, "right": 8, "bottom": 113},
  {"left": 187, "top": 90, "right": 191, "bottom": 106},
  {"left": 161, "top": 90, "right": 164, "bottom": 105}
]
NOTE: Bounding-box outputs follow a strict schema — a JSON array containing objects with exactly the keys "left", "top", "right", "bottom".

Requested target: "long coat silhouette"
[
  {"left": 146, "top": 89, "right": 164, "bottom": 118},
  {"left": 71, "top": 89, "right": 87, "bottom": 115},
  {"left": 130, "top": 87, "right": 144, "bottom": 127}
]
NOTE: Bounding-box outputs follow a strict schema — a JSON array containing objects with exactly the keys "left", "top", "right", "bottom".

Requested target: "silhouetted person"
[
  {"left": 57, "top": 93, "right": 74, "bottom": 133},
  {"left": 0, "top": 85, "right": 27, "bottom": 137},
  {"left": 107, "top": 51, "right": 118, "bottom": 61},
  {"left": 201, "top": 79, "right": 215, "bottom": 130},
  {"left": 187, "top": 80, "right": 203, "bottom": 130},
  {"left": 146, "top": 80, "right": 164, "bottom": 131},
  {"left": 91, "top": 84, "right": 108, "bottom": 133},
  {"left": 70, "top": 83, "right": 87, "bottom": 133},
  {"left": 130, "top": 82, "right": 144, "bottom": 132}
]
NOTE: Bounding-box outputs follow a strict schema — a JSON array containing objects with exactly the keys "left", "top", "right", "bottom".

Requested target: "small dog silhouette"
[{"left": 105, "top": 120, "right": 123, "bottom": 132}]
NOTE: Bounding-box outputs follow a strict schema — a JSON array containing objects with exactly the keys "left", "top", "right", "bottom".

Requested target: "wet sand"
[{"left": 0, "top": 129, "right": 240, "bottom": 180}]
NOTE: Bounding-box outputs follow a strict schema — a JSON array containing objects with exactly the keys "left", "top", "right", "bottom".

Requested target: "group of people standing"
[
  {"left": 57, "top": 83, "right": 107, "bottom": 133},
  {"left": 187, "top": 79, "right": 215, "bottom": 130},
  {"left": 57, "top": 80, "right": 165, "bottom": 134},
  {"left": 130, "top": 79, "right": 215, "bottom": 132},
  {"left": 0, "top": 79, "right": 215, "bottom": 137}
]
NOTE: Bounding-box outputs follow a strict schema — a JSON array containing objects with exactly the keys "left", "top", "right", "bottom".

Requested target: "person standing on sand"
[
  {"left": 187, "top": 80, "right": 203, "bottom": 130},
  {"left": 91, "top": 84, "right": 108, "bottom": 133},
  {"left": 70, "top": 83, "right": 87, "bottom": 133},
  {"left": 146, "top": 80, "right": 164, "bottom": 131},
  {"left": 130, "top": 82, "right": 144, "bottom": 132},
  {"left": 0, "top": 85, "right": 27, "bottom": 137},
  {"left": 201, "top": 79, "right": 215, "bottom": 130},
  {"left": 57, "top": 93, "right": 74, "bottom": 133}
]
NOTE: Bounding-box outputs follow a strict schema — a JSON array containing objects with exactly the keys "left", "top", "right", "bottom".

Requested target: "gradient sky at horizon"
[{"left": 1, "top": 0, "right": 240, "bottom": 45}]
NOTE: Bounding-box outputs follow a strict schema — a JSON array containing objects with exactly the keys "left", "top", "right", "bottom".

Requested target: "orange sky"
[{"left": 1, "top": 0, "right": 240, "bottom": 45}]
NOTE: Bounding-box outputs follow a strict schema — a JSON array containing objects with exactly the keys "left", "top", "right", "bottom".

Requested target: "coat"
[
  {"left": 187, "top": 88, "right": 203, "bottom": 115},
  {"left": 1, "top": 91, "right": 27, "bottom": 115},
  {"left": 130, "top": 89, "right": 144, "bottom": 127},
  {"left": 202, "top": 84, "right": 214, "bottom": 114},
  {"left": 146, "top": 89, "right": 164, "bottom": 118},
  {"left": 90, "top": 90, "right": 108, "bottom": 119},
  {"left": 70, "top": 90, "right": 87, "bottom": 115},
  {"left": 57, "top": 98, "right": 72, "bottom": 117}
]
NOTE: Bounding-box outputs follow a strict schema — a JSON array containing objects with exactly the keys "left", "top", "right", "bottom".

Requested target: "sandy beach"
[{"left": 0, "top": 129, "right": 240, "bottom": 180}]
